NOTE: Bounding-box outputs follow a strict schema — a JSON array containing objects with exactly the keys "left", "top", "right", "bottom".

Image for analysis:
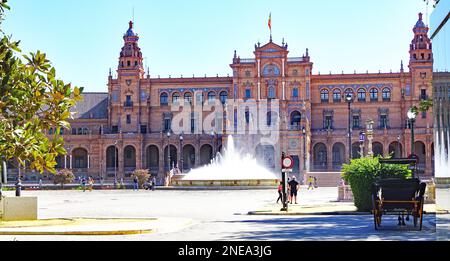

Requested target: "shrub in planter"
[
  {"left": 52, "top": 169, "right": 75, "bottom": 189},
  {"left": 131, "top": 169, "right": 150, "bottom": 189},
  {"left": 342, "top": 156, "right": 411, "bottom": 211}
]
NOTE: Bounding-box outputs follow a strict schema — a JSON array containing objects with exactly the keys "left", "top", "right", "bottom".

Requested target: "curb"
[{"left": 0, "top": 229, "right": 154, "bottom": 236}]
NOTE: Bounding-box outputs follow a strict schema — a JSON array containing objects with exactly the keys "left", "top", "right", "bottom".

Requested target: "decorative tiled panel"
[
  {"left": 318, "top": 83, "right": 393, "bottom": 91},
  {"left": 158, "top": 87, "right": 229, "bottom": 94}
]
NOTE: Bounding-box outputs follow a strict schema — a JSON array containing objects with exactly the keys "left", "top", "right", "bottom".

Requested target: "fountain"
[
  {"left": 172, "top": 136, "right": 280, "bottom": 187},
  {"left": 435, "top": 129, "right": 450, "bottom": 178}
]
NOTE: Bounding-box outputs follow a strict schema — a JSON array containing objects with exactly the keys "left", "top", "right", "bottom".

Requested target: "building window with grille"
[
  {"left": 160, "top": 93, "right": 168, "bottom": 106},
  {"left": 195, "top": 92, "right": 203, "bottom": 105},
  {"left": 353, "top": 115, "right": 361, "bottom": 129},
  {"left": 420, "top": 89, "right": 427, "bottom": 100},
  {"left": 370, "top": 88, "right": 378, "bottom": 102},
  {"left": 126, "top": 115, "right": 131, "bottom": 124},
  {"left": 324, "top": 115, "right": 333, "bottom": 129},
  {"left": 333, "top": 89, "right": 341, "bottom": 102},
  {"left": 172, "top": 93, "right": 180, "bottom": 104},
  {"left": 245, "top": 89, "right": 251, "bottom": 100},
  {"left": 306, "top": 81, "right": 310, "bottom": 100},
  {"left": 320, "top": 89, "right": 329, "bottom": 103},
  {"left": 357, "top": 89, "right": 366, "bottom": 102},
  {"left": 268, "top": 87, "right": 275, "bottom": 100},
  {"left": 380, "top": 115, "right": 388, "bottom": 128},
  {"left": 292, "top": 88, "right": 299, "bottom": 100},
  {"left": 125, "top": 95, "right": 133, "bottom": 107},
  {"left": 184, "top": 92, "right": 192, "bottom": 105},
  {"left": 208, "top": 91, "right": 216, "bottom": 103},
  {"left": 140, "top": 125, "right": 147, "bottom": 134},
  {"left": 382, "top": 88, "right": 391, "bottom": 101},
  {"left": 220, "top": 91, "right": 228, "bottom": 104}
]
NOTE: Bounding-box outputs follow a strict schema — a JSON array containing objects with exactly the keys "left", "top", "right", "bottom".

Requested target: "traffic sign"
[{"left": 282, "top": 155, "right": 294, "bottom": 169}]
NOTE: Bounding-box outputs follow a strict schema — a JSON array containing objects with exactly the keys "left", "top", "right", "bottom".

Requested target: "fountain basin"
[{"left": 172, "top": 177, "right": 279, "bottom": 187}]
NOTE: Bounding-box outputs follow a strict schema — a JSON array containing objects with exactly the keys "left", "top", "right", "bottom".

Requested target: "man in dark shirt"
[{"left": 288, "top": 176, "right": 300, "bottom": 204}]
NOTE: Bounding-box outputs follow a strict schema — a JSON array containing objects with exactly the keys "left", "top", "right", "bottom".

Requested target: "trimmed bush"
[
  {"left": 131, "top": 169, "right": 150, "bottom": 189},
  {"left": 52, "top": 169, "right": 75, "bottom": 188},
  {"left": 342, "top": 156, "right": 411, "bottom": 211}
]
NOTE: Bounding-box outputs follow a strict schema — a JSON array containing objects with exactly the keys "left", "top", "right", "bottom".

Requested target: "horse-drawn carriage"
[{"left": 371, "top": 158, "right": 427, "bottom": 230}]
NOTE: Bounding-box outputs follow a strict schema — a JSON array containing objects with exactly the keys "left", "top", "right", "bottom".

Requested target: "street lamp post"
[
  {"left": 397, "top": 135, "right": 401, "bottom": 158},
  {"left": 366, "top": 119, "right": 374, "bottom": 157},
  {"left": 407, "top": 109, "right": 417, "bottom": 157},
  {"left": 113, "top": 140, "right": 118, "bottom": 189},
  {"left": 302, "top": 127, "right": 306, "bottom": 171},
  {"left": 179, "top": 134, "right": 184, "bottom": 173},
  {"left": 407, "top": 109, "right": 417, "bottom": 178},
  {"left": 167, "top": 131, "right": 171, "bottom": 172},
  {"left": 346, "top": 93, "right": 354, "bottom": 162},
  {"left": 359, "top": 131, "right": 366, "bottom": 157}
]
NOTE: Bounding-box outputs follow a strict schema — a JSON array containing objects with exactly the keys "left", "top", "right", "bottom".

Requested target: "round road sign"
[{"left": 282, "top": 155, "right": 294, "bottom": 169}]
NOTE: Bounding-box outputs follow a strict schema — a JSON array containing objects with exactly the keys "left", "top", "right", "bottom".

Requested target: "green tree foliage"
[
  {"left": 53, "top": 169, "right": 75, "bottom": 188},
  {"left": 132, "top": 169, "right": 151, "bottom": 189},
  {"left": 342, "top": 157, "right": 411, "bottom": 211},
  {"left": 0, "top": 0, "right": 83, "bottom": 174}
]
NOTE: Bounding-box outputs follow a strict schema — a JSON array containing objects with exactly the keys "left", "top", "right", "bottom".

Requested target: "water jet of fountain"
[{"left": 180, "top": 136, "right": 279, "bottom": 182}]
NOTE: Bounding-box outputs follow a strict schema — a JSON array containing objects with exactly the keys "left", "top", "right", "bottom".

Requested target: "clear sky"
[{"left": 3, "top": 0, "right": 427, "bottom": 92}]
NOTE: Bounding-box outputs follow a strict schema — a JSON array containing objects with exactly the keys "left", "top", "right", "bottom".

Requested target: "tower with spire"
[
  {"left": 408, "top": 12, "right": 433, "bottom": 97},
  {"left": 108, "top": 21, "right": 148, "bottom": 135},
  {"left": 118, "top": 21, "right": 145, "bottom": 78}
]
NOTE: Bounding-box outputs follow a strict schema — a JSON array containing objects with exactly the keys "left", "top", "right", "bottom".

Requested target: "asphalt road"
[{"left": 0, "top": 188, "right": 440, "bottom": 241}]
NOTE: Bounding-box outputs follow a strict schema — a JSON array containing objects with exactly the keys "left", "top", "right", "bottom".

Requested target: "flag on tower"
[{"left": 268, "top": 13, "right": 272, "bottom": 31}]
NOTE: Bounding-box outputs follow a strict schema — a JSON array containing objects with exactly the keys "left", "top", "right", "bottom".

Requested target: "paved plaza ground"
[{"left": 0, "top": 187, "right": 444, "bottom": 241}]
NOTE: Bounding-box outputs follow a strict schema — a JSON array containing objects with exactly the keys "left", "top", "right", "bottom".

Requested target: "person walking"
[
  {"left": 288, "top": 176, "right": 300, "bottom": 204},
  {"left": 313, "top": 176, "right": 318, "bottom": 188},
  {"left": 151, "top": 176, "right": 156, "bottom": 191},
  {"left": 81, "top": 177, "right": 86, "bottom": 192},
  {"left": 133, "top": 176, "right": 139, "bottom": 191},
  {"left": 88, "top": 176, "right": 94, "bottom": 191},
  {"left": 276, "top": 181, "right": 283, "bottom": 204},
  {"left": 308, "top": 176, "right": 314, "bottom": 190},
  {"left": 38, "top": 178, "right": 43, "bottom": 190},
  {"left": 286, "top": 177, "right": 291, "bottom": 203}
]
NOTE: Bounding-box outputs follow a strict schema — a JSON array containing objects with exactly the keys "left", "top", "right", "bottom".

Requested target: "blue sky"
[{"left": 3, "top": 0, "right": 427, "bottom": 92}]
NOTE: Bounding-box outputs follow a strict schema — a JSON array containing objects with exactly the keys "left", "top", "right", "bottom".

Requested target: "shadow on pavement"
[{"left": 221, "top": 215, "right": 436, "bottom": 241}]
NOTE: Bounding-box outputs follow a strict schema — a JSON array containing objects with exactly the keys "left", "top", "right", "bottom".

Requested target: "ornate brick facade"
[{"left": 8, "top": 14, "right": 435, "bottom": 183}]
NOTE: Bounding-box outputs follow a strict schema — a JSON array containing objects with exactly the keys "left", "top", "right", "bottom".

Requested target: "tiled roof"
[{"left": 71, "top": 92, "right": 108, "bottom": 119}]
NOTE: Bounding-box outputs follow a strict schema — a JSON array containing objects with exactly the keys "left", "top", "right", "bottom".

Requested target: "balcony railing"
[{"left": 124, "top": 101, "right": 133, "bottom": 107}]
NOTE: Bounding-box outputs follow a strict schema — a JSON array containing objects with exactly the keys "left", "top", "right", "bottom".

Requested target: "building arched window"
[
  {"left": 382, "top": 88, "right": 391, "bottom": 101},
  {"left": 220, "top": 91, "right": 228, "bottom": 104},
  {"left": 207, "top": 91, "right": 216, "bottom": 102},
  {"left": 172, "top": 92, "right": 180, "bottom": 104},
  {"left": 320, "top": 89, "right": 329, "bottom": 103},
  {"left": 184, "top": 92, "right": 192, "bottom": 104},
  {"left": 333, "top": 89, "right": 341, "bottom": 102},
  {"left": 357, "top": 89, "right": 366, "bottom": 102},
  {"left": 370, "top": 88, "right": 378, "bottom": 102},
  {"left": 160, "top": 93, "right": 168, "bottom": 105}
]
